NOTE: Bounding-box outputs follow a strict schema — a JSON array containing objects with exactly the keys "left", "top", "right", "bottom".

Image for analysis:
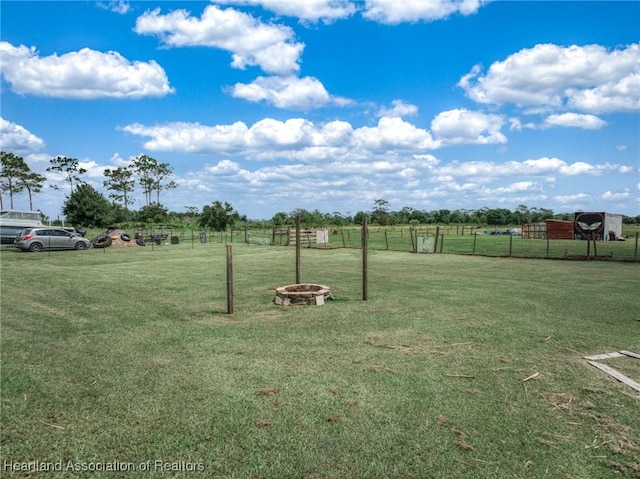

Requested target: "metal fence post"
[
  {"left": 226, "top": 245, "right": 234, "bottom": 314},
  {"left": 296, "top": 215, "right": 301, "bottom": 284},
  {"left": 362, "top": 217, "right": 368, "bottom": 301},
  {"left": 546, "top": 235, "right": 550, "bottom": 257}
]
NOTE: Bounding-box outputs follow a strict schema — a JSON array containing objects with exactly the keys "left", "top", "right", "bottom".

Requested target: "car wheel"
[
  {"left": 75, "top": 241, "right": 88, "bottom": 250},
  {"left": 29, "top": 242, "right": 43, "bottom": 252},
  {"left": 120, "top": 233, "right": 131, "bottom": 242}
]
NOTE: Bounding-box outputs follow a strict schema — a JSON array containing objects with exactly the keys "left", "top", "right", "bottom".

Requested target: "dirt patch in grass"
[
  {"left": 540, "top": 392, "right": 575, "bottom": 411},
  {"left": 364, "top": 331, "right": 428, "bottom": 356},
  {"left": 370, "top": 365, "right": 395, "bottom": 373},
  {"left": 364, "top": 331, "right": 474, "bottom": 357},
  {"left": 255, "top": 387, "right": 280, "bottom": 396}
]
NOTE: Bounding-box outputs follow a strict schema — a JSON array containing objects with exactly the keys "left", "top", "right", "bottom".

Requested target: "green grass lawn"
[{"left": 1, "top": 244, "right": 639, "bottom": 478}]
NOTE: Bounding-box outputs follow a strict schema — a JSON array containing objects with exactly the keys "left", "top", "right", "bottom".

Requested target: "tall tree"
[
  {"left": 200, "top": 201, "right": 239, "bottom": 231},
  {"left": 131, "top": 155, "right": 177, "bottom": 206},
  {"left": 371, "top": 199, "right": 393, "bottom": 225},
  {"left": 131, "top": 155, "right": 156, "bottom": 206},
  {"left": 103, "top": 166, "right": 135, "bottom": 210},
  {"left": 62, "top": 183, "right": 113, "bottom": 228},
  {"left": 152, "top": 162, "right": 177, "bottom": 204},
  {"left": 17, "top": 171, "right": 46, "bottom": 211},
  {"left": 0, "top": 151, "right": 29, "bottom": 209},
  {"left": 47, "top": 155, "right": 87, "bottom": 193},
  {"left": 136, "top": 202, "right": 168, "bottom": 223}
]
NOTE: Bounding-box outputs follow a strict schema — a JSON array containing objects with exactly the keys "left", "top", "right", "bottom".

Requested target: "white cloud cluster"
[
  {"left": 214, "top": 0, "right": 485, "bottom": 24},
  {"left": 120, "top": 116, "right": 435, "bottom": 158},
  {"left": 162, "top": 151, "right": 631, "bottom": 217},
  {"left": 0, "top": 117, "right": 45, "bottom": 153},
  {"left": 134, "top": 4, "right": 331, "bottom": 109},
  {"left": 435, "top": 157, "right": 623, "bottom": 183},
  {"left": 459, "top": 43, "right": 640, "bottom": 114},
  {"left": 135, "top": 5, "right": 304, "bottom": 75},
  {"left": 362, "top": 0, "right": 486, "bottom": 24},
  {"left": 130, "top": 2, "right": 490, "bottom": 110},
  {"left": 0, "top": 42, "right": 173, "bottom": 99},
  {"left": 601, "top": 190, "right": 632, "bottom": 201},
  {"left": 120, "top": 111, "right": 515, "bottom": 158}
]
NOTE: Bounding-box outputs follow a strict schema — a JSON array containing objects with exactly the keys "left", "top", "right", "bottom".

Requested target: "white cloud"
[
  {"left": 601, "top": 190, "right": 631, "bottom": 201},
  {"left": 134, "top": 5, "right": 303, "bottom": 75},
  {"left": 542, "top": 113, "right": 606, "bottom": 130},
  {"left": 487, "top": 181, "right": 541, "bottom": 194},
  {"left": 121, "top": 121, "right": 251, "bottom": 154},
  {"left": 362, "top": 0, "right": 486, "bottom": 24},
  {"left": 352, "top": 117, "right": 437, "bottom": 152},
  {"left": 0, "top": 42, "right": 173, "bottom": 99},
  {"left": 213, "top": 0, "right": 357, "bottom": 23},
  {"left": 230, "top": 75, "right": 351, "bottom": 109},
  {"left": 553, "top": 193, "right": 591, "bottom": 204},
  {"left": 377, "top": 100, "right": 418, "bottom": 118},
  {"left": 458, "top": 43, "right": 640, "bottom": 114},
  {"left": 430, "top": 109, "right": 506, "bottom": 145},
  {"left": 97, "top": 1, "right": 131, "bottom": 15},
  {"left": 0, "top": 117, "right": 45, "bottom": 153},
  {"left": 567, "top": 72, "right": 640, "bottom": 113}
]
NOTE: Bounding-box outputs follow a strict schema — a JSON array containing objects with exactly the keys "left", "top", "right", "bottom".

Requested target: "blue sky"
[{"left": 1, "top": 0, "right": 639, "bottom": 220}]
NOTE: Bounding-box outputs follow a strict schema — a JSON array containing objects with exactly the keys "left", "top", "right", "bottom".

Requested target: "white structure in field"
[{"left": 574, "top": 212, "right": 623, "bottom": 240}]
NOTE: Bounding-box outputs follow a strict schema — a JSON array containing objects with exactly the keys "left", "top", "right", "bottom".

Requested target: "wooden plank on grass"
[
  {"left": 582, "top": 352, "right": 625, "bottom": 360},
  {"left": 620, "top": 350, "right": 640, "bottom": 360},
  {"left": 587, "top": 361, "right": 640, "bottom": 393}
]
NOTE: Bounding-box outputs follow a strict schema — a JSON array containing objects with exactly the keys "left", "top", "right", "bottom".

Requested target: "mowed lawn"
[{"left": 1, "top": 244, "right": 639, "bottom": 478}]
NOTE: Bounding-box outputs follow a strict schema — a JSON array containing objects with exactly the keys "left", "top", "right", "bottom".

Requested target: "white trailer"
[{"left": 574, "top": 212, "right": 623, "bottom": 241}]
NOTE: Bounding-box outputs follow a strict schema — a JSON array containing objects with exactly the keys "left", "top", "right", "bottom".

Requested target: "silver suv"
[{"left": 14, "top": 227, "right": 91, "bottom": 252}]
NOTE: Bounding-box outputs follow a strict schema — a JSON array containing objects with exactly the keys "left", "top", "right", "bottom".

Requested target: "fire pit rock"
[{"left": 274, "top": 283, "right": 333, "bottom": 306}]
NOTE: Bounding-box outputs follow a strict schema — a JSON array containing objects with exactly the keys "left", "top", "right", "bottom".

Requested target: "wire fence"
[
  {"left": 14, "top": 225, "right": 638, "bottom": 262},
  {"left": 239, "top": 226, "right": 640, "bottom": 262}
]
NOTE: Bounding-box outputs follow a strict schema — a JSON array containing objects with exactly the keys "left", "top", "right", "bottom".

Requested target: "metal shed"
[{"left": 522, "top": 220, "right": 574, "bottom": 240}]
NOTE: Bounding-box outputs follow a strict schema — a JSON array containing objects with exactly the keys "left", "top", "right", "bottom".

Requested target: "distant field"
[{"left": 1, "top": 244, "right": 639, "bottom": 478}]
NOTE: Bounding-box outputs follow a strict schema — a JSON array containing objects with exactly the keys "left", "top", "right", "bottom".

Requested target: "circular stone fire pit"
[{"left": 275, "top": 283, "right": 333, "bottom": 306}]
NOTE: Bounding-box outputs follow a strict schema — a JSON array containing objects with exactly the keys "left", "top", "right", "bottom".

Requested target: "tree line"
[
  {"left": 1, "top": 150, "right": 638, "bottom": 230},
  {"left": 0, "top": 150, "right": 244, "bottom": 231},
  {"left": 272, "top": 203, "right": 640, "bottom": 228}
]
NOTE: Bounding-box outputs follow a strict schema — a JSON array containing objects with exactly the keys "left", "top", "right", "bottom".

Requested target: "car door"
[
  {"left": 36, "top": 229, "right": 55, "bottom": 249},
  {"left": 51, "top": 229, "right": 73, "bottom": 249}
]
